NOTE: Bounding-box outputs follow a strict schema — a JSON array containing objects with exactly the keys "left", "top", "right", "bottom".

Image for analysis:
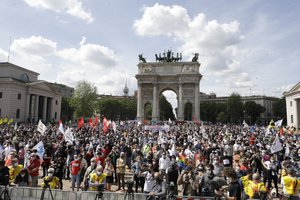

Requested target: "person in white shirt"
[
  {"left": 159, "top": 152, "right": 170, "bottom": 179},
  {"left": 142, "top": 166, "right": 155, "bottom": 194}
]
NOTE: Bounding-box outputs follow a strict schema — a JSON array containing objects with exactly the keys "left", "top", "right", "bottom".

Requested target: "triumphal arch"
[{"left": 136, "top": 50, "right": 202, "bottom": 121}]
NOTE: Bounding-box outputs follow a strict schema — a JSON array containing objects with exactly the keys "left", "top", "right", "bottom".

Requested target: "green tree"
[
  {"left": 217, "top": 111, "right": 229, "bottom": 123},
  {"left": 273, "top": 97, "right": 286, "bottom": 120},
  {"left": 243, "top": 101, "right": 266, "bottom": 124},
  {"left": 200, "top": 102, "right": 227, "bottom": 123},
  {"left": 227, "top": 93, "right": 243, "bottom": 124},
  {"left": 61, "top": 96, "right": 74, "bottom": 122},
  {"left": 70, "top": 80, "right": 97, "bottom": 118},
  {"left": 159, "top": 95, "right": 175, "bottom": 120}
]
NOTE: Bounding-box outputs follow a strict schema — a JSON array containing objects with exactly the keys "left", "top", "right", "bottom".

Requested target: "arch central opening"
[{"left": 159, "top": 90, "right": 177, "bottom": 121}]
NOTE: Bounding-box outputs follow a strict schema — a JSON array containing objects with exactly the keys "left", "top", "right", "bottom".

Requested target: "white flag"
[
  {"left": 285, "top": 143, "right": 290, "bottom": 157},
  {"left": 14, "top": 123, "right": 18, "bottom": 130},
  {"left": 33, "top": 141, "right": 45, "bottom": 160},
  {"left": 243, "top": 120, "right": 249, "bottom": 128},
  {"left": 37, "top": 120, "right": 47, "bottom": 135},
  {"left": 112, "top": 121, "right": 117, "bottom": 132},
  {"left": 64, "top": 127, "right": 74, "bottom": 144},
  {"left": 168, "top": 118, "right": 172, "bottom": 123},
  {"left": 271, "top": 135, "right": 283, "bottom": 154},
  {"left": 58, "top": 122, "right": 64, "bottom": 133},
  {"left": 274, "top": 119, "right": 283, "bottom": 127}
]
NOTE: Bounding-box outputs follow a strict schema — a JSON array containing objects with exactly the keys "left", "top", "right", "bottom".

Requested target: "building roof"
[
  {"left": 283, "top": 81, "right": 300, "bottom": 97},
  {"left": 0, "top": 62, "right": 40, "bottom": 75}
]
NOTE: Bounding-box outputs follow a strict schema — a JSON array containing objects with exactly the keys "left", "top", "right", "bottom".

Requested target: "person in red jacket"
[
  {"left": 70, "top": 154, "right": 82, "bottom": 191},
  {"left": 27, "top": 153, "right": 41, "bottom": 187}
]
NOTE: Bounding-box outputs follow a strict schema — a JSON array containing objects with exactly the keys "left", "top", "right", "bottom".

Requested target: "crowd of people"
[{"left": 0, "top": 119, "right": 299, "bottom": 200}]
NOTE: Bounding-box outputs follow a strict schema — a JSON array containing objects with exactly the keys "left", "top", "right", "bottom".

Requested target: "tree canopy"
[
  {"left": 70, "top": 80, "right": 98, "bottom": 118},
  {"left": 243, "top": 101, "right": 266, "bottom": 124},
  {"left": 227, "top": 93, "right": 243, "bottom": 124}
]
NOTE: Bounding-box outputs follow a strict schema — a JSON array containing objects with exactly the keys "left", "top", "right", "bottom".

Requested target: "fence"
[{"left": 0, "top": 186, "right": 215, "bottom": 200}]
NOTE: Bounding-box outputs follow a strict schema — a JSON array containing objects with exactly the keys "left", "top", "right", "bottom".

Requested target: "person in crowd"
[
  {"left": 148, "top": 172, "right": 166, "bottom": 200},
  {"left": 131, "top": 156, "right": 144, "bottom": 193},
  {"left": 41, "top": 168, "right": 61, "bottom": 189},
  {"left": 70, "top": 154, "right": 82, "bottom": 191},
  {"left": 13, "top": 168, "right": 32, "bottom": 187},
  {"left": 177, "top": 166, "right": 197, "bottom": 196},
  {"left": 282, "top": 168, "right": 300, "bottom": 200},
  {"left": 116, "top": 152, "right": 126, "bottom": 191},
  {"left": 42, "top": 153, "right": 51, "bottom": 178},
  {"left": 83, "top": 157, "right": 97, "bottom": 191},
  {"left": 166, "top": 163, "right": 179, "bottom": 195},
  {"left": 108, "top": 146, "right": 119, "bottom": 184},
  {"left": 27, "top": 153, "right": 40, "bottom": 187},
  {"left": 0, "top": 160, "right": 9, "bottom": 186},
  {"left": 142, "top": 164, "right": 155, "bottom": 194},
  {"left": 88, "top": 165, "right": 107, "bottom": 191},
  {"left": 8, "top": 158, "right": 23, "bottom": 184},
  {"left": 103, "top": 157, "right": 114, "bottom": 191},
  {"left": 223, "top": 167, "right": 242, "bottom": 200},
  {"left": 159, "top": 151, "right": 170, "bottom": 179}
]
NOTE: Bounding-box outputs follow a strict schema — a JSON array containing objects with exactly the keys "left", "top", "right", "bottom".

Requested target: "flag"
[
  {"left": 78, "top": 117, "right": 84, "bottom": 128},
  {"left": 274, "top": 119, "right": 283, "bottom": 127},
  {"left": 8, "top": 118, "right": 13, "bottom": 125},
  {"left": 33, "top": 141, "right": 45, "bottom": 160},
  {"left": 268, "top": 119, "right": 275, "bottom": 128},
  {"left": 102, "top": 117, "right": 109, "bottom": 133},
  {"left": 0, "top": 118, "right": 3, "bottom": 125},
  {"left": 64, "top": 127, "right": 74, "bottom": 144},
  {"left": 285, "top": 143, "right": 290, "bottom": 157},
  {"left": 37, "top": 120, "right": 47, "bottom": 135},
  {"left": 168, "top": 118, "right": 172, "bottom": 123},
  {"left": 3, "top": 117, "right": 8, "bottom": 123},
  {"left": 112, "top": 121, "right": 117, "bottom": 132},
  {"left": 94, "top": 117, "right": 99, "bottom": 127},
  {"left": 88, "top": 118, "right": 93, "bottom": 127},
  {"left": 58, "top": 120, "right": 64, "bottom": 133},
  {"left": 14, "top": 123, "right": 18, "bottom": 130},
  {"left": 271, "top": 135, "right": 283, "bottom": 154},
  {"left": 243, "top": 120, "right": 249, "bottom": 128},
  {"left": 250, "top": 126, "right": 255, "bottom": 134}
]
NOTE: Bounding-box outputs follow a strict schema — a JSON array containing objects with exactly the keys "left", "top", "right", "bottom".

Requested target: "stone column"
[
  {"left": 152, "top": 83, "right": 158, "bottom": 121},
  {"left": 136, "top": 83, "right": 142, "bottom": 121},
  {"left": 194, "top": 83, "right": 200, "bottom": 121},
  {"left": 42, "top": 96, "right": 47, "bottom": 121},
  {"left": 24, "top": 93, "right": 31, "bottom": 122},
  {"left": 48, "top": 98, "right": 52, "bottom": 121},
  {"left": 178, "top": 83, "right": 184, "bottom": 121},
  {"left": 34, "top": 95, "right": 39, "bottom": 122}
]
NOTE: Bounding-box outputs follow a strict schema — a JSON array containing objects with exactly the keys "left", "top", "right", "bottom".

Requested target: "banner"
[
  {"left": 33, "top": 141, "right": 45, "bottom": 160},
  {"left": 271, "top": 135, "right": 283, "bottom": 154},
  {"left": 144, "top": 125, "right": 170, "bottom": 132},
  {"left": 37, "top": 120, "right": 47, "bottom": 135},
  {"left": 64, "top": 127, "right": 74, "bottom": 144}
]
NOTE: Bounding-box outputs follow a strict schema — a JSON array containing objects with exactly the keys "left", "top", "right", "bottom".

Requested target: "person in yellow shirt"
[
  {"left": 9, "top": 158, "right": 23, "bottom": 183},
  {"left": 240, "top": 170, "right": 252, "bottom": 199},
  {"left": 41, "top": 168, "right": 61, "bottom": 189},
  {"left": 246, "top": 173, "right": 267, "bottom": 199},
  {"left": 282, "top": 168, "right": 300, "bottom": 200},
  {"left": 88, "top": 166, "right": 107, "bottom": 191}
]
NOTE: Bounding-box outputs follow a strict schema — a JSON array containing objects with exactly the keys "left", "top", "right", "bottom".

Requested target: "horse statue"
[
  {"left": 192, "top": 53, "right": 199, "bottom": 62},
  {"left": 138, "top": 54, "right": 147, "bottom": 63}
]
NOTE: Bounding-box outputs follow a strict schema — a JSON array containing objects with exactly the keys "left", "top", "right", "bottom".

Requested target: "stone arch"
[
  {"left": 144, "top": 102, "right": 152, "bottom": 120},
  {"left": 136, "top": 54, "right": 202, "bottom": 121},
  {"left": 184, "top": 102, "right": 193, "bottom": 121}
]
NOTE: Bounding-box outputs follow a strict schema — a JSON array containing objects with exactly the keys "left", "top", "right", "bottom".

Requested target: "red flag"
[
  {"left": 78, "top": 117, "right": 84, "bottom": 128},
  {"left": 58, "top": 120, "right": 62, "bottom": 125},
  {"left": 94, "top": 117, "right": 99, "bottom": 127},
  {"left": 279, "top": 127, "right": 284, "bottom": 136},
  {"left": 102, "top": 117, "right": 109, "bottom": 133},
  {"left": 88, "top": 118, "right": 93, "bottom": 127}
]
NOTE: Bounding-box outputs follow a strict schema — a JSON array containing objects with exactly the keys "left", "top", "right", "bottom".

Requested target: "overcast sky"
[{"left": 0, "top": 0, "right": 299, "bottom": 103}]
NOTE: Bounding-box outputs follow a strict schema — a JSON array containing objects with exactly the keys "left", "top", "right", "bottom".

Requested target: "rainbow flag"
[{"left": 178, "top": 154, "right": 187, "bottom": 168}]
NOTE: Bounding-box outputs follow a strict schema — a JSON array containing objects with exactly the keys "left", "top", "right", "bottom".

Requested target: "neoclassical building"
[
  {"left": 0, "top": 62, "right": 62, "bottom": 123},
  {"left": 283, "top": 81, "right": 300, "bottom": 128}
]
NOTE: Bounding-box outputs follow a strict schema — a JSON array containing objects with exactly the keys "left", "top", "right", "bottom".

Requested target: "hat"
[{"left": 47, "top": 168, "right": 55, "bottom": 173}]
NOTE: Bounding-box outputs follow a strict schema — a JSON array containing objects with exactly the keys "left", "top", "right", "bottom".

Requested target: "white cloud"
[
  {"left": 24, "top": 0, "right": 94, "bottom": 23},
  {"left": 133, "top": 4, "right": 250, "bottom": 90},
  {"left": 7, "top": 36, "right": 121, "bottom": 94}
]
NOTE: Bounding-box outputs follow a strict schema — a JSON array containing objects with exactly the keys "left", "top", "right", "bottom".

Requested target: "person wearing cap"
[
  {"left": 13, "top": 168, "right": 32, "bottom": 186},
  {"left": 27, "top": 153, "right": 40, "bottom": 187},
  {"left": 8, "top": 158, "right": 23, "bottom": 183},
  {"left": 88, "top": 165, "right": 107, "bottom": 191},
  {"left": 41, "top": 168, "right": 61, "bottom": 189}
]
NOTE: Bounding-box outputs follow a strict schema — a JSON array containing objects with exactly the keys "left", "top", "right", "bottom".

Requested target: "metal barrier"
[
  {"left": 10, "top": 186, "right": 77, "bottom": 200},
  {"left": 0, "top": 186, "right": 216, "bottom": 200}
]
